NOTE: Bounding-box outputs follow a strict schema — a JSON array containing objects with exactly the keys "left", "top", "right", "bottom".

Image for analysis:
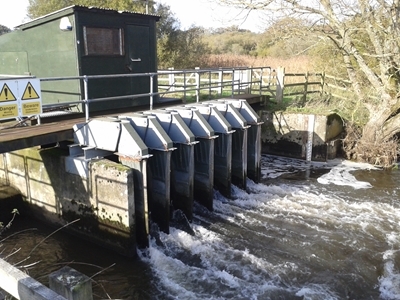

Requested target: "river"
[{"left": 2, "top": 155, "right": 400, "bottom": 300}]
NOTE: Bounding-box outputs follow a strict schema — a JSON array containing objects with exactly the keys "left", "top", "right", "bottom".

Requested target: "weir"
[
  {"left": 222, "top": 99, "right": 263, "bottom": 183},
  {"left": 0, "top": 98, "right": 263, "bottom": 256},
  {"left": 203, "top": 100, "right": 250, "bottom": 190},
  {"left": 142, "top": 110, "right": 198, "bottom": 222},
  {"left": 69, "top": 99, "right": 263, "bottom": 247},
  {"left": 70, "top": 118, "right": 152, "bottom": 248},
  {"left": 119, "top": 114, "right": 176, "bottom": 236},
  {"left": 187, "top": 103, "right": 235, "bottom": 198},
  {"left": 166, "top": 107, "right": 217, "bottom": 211}
]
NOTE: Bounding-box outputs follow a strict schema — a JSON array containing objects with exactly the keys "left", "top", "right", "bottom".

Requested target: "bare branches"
[
  {"left": 28, "top": 219, "right": 80, "bottom": 256},
  {"left": 0, "top": 209, "right": 19, "bottom": 236},
  {"left": 213, "top": 0, "right": 400, "bottom": 99},
  {"left": 343, "top": 121, "right": 398, "bottom": 168}
]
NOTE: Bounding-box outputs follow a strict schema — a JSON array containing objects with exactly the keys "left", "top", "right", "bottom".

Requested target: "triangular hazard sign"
[
  {"left": 0, "top": 83, "right": 17, "bottom": 102},
  {"left": 22, "top": 82, "right": 40, "bottom": 100}
]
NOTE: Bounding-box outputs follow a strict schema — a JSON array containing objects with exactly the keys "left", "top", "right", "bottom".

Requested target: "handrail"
[{"left": 36, "top": 66, "right": 273, "bottom": 123}]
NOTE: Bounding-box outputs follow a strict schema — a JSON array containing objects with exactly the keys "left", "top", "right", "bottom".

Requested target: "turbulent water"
[{"left": 3, "top": 155, "right": 400, "bottom": 300}]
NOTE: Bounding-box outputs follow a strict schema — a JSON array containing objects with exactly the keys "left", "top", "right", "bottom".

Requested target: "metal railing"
[{"left": 37, "top": 66, "right": 273, "bottom": 123}]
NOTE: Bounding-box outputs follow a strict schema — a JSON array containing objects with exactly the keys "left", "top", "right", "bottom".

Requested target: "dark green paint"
[{"left": 0, "top": 6, "right": 159, "bottom": 112}]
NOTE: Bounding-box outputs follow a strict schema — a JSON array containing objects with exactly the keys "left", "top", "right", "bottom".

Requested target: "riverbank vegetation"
[{"left": 3, "top": 0, "right": 398, "bottom": 167}]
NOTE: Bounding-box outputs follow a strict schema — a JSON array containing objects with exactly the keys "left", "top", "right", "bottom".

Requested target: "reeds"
[{"left": 201, "top": 54, "right": 312, "bottom": 73}]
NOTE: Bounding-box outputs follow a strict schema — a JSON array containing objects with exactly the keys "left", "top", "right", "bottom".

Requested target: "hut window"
[{"left": 83, "top": 27, "right": 124, "bottom": 56}]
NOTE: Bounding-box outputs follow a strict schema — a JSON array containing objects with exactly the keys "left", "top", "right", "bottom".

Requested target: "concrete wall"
[
  {"left": 261, "top": 111, "right": 343, "bottom": 161},
  {"left": 0, "top": 106, "right": 344, "bottom": 258},
  {"left": 0, "top": 147, "right": 136, "bottom": 257}
]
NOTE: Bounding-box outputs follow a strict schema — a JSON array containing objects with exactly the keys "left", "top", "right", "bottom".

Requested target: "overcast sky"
[{"left": 0, "top": 0, "right": 264, "bottom": 32}]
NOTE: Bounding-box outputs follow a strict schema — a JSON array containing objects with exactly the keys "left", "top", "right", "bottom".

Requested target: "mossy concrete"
[{"left": 0, "top": 148, "right": 136, "bottom": 257}]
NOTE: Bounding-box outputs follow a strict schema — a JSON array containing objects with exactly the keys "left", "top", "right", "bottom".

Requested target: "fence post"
[
  {"left": 83, "top": 75, "right": 89, "bottom": 122},
  {"left": 49, "top": 266, "right": 93, "bottom": 300},
  {"left": 248, "top": 68, "right": 253, "bottom": 94},
  {"left": 195, "top": 67, "right": 200, "bottom": 102},
  {"left": 276, "top": 66, "right": 285, "bottom": 104},
  {"left": 168, "top": 67, "right": 175, "bottom": 92},
  {"left": 208, "top": 70, "right": 212, "bottom": 99},
  {"left": 320, "top": 72, "right": 325, "bottom": 96},
  {"left": 259, "top": 68, "right": 264, "bottom": 95},
  {"left": 303, "top": 72, "right": 309, "bottom": 103},
  {"left": 183, "top": 71, "right": 187, "bottom": 103},
  {"left": 237, "top": 69, "right": 243, "bottom": 93},
  {"left": 150, "top": 74, "right": 154, "bottom": 110},
  {"left": 218, "top": 69, "right": 223, "bottom": 95},
  {"left": 231, "top": 68, "right": 235, "bottom": 97}
]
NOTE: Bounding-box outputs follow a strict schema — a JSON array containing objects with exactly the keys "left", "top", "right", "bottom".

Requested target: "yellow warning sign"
[
  {"left": 0, "top": 104, "right": 18, "bottom": 119},
  {"left": 21, "top": 82, "right": 40, "bottom": 100},
  {"left": 22, "top": 101, "right": 41, "bottom": 115},
  {"left": 0, "top": 83, "right": 17, "bottom": 102}
]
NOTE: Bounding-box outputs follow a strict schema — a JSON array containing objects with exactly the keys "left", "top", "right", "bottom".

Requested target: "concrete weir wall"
[
  {"left": 261, "top": 111, "right": 343, "bottom": 161},
  {"left": 0, "top": 148, "right": 136, "bottom": 256},
  {"left": 0, "top": 98, "right": 263, "bottom": 257}
]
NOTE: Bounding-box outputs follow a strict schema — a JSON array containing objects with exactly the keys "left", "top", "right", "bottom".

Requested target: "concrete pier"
[
  {"left": 72, "top": 118, "right": 151, "bottom": 249},
  {"left": 204, "top": 100, "right": 250, "bottom": 189},
  {"left": 167, "top": 107, "right": 217, "bottom": 211},
  {"left": 188, "top": 104, "right": 234, "bottom": 198},
  {"left": 1, "top": 147, "right": 138, "bottom": 256},
  {"left": 118, "top": 157, "right": 149, "bottom": 248},
  {"left": 222, "top": 98, "right": 263, "bottom": 183},
  {"left": 143, "top": 110, "right": 197, "bottom": 221},
  {"left": 119, "top": 114, "right": 175, "bottom": 234},
  {"left": 261, "top": 112, "right": 343, "bottom": 161}
]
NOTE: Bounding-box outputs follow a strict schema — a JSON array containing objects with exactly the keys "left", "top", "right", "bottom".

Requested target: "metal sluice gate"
[{"left": 67, "top": 98, "right": 263, "bottom": 246}]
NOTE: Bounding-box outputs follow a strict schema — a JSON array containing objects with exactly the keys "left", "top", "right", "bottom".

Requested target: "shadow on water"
[
  {"left": 260, "top": 154, "right": 342, "bottom": 183},
  {"left": 352, "top": 168, "right": 400, "bottom": 189},
  {"left": 0, "top": 216, "right": 159, "bottom": 299},
  {"left": 278, "top": 168, "right": 331, "bottom": 180}
]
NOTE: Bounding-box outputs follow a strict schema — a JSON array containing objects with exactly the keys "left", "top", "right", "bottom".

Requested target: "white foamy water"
[
  {"left": 4, "top": 154, "right": 399, "bottom": 299},
  {"left": 138, "top": 155, "right": 400, "bottom": 299},
  {"left": 317, "top": 160, "right": 377, "bottom": 189},
  {"left": 379, "top": 232, "right": 400, "bottom": 300}
]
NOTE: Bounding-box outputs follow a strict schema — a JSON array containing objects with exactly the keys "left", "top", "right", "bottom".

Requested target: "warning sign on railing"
[
  {"left": 0, "top": 77, "right": 42, "bottom": 120},
  {"left": 0, "top": 83, "right": 17, "bottom": 102}
]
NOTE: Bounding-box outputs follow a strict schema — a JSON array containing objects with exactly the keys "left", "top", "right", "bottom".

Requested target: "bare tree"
[{"left": 215, "top": 0, "right": 400, "bottom": 165}]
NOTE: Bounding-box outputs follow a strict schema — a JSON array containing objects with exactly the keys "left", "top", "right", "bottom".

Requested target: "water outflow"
[
  {"left": 3, "top": 155, "right": 400, "bottom": 299},
  {"left": 139, "top": 155, "right": 400, "bottom": 300}
]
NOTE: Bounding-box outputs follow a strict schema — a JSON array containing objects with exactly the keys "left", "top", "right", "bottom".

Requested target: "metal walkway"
[{"left": 0, "top": 94, "right": 263, "bottom": 154}]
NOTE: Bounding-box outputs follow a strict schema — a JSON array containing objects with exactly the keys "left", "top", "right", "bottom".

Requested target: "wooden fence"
[{"left": 266, "top": 67, "right": 354, "bottom": 104}]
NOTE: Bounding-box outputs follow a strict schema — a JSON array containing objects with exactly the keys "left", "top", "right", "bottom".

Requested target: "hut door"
[{"left": 127, "top": 25, "right": 150, "bottom": 95}]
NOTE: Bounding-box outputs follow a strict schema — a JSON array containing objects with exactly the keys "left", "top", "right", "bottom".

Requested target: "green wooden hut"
[{"left": 0, "top": 5, "right": 160, "bottom": 112}]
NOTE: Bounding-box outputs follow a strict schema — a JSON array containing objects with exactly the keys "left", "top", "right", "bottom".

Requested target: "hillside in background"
[{"left": 194, "top": 21, "right": 330, "bottom": 74}]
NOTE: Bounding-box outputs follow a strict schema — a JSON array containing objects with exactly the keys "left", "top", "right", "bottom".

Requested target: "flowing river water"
[{"left": 2, "top": 155, "right": 400, "bottom": 300}]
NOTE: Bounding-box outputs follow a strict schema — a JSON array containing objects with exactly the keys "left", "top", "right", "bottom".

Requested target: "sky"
[
  {"left": 159, "top": 0, "right": 265, "bottom": 32},
  {"left": 0, "top": 0, "right": 265, "bottom": 32}
]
